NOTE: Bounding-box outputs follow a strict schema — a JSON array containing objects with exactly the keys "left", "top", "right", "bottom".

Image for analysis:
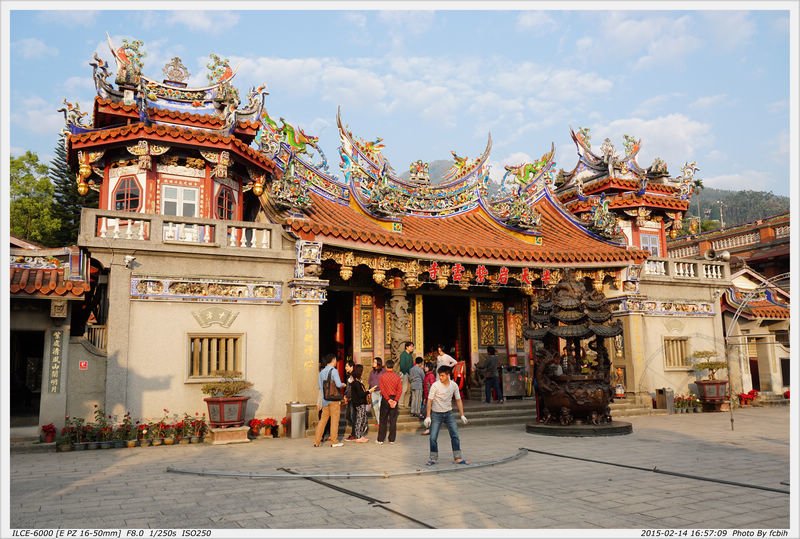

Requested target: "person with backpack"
[{"left": 314, "top": 353, "right": 344, "bottom": 448}]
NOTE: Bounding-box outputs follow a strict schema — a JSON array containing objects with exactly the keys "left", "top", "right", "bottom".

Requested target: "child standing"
[{"left": 421, "top": 361, "right": 436, "bottom": 435}]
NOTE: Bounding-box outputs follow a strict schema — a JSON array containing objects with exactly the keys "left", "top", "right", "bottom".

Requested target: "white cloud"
[
  {"left": 767, "top": 99, "right": 788, "bottom": 114},
  {"left": 37, "top": 11, "right": 98, "bottom": 27},
  {"left": 13, "top": 38, "right": 58, "bottom": 59},
  {"left": 690, "top": 94, "right": 728, "bottom": 109},
  {"left": 166, "top": 11, "right": 239, "bottom": 34},
  {"left": 703, "top": 12, "right": 755, "bottom": 50},
  {"left": 342, "top": 12, "right": 367, "bottom": 28},
  {"left": 516, "top": 12, "right": 557, "bottom": 32},
  {"left": 377, "top": 11, "right": 434, "bottom": 35},
  {"left": 597, "top": 13, "right": 702, "bottom": 70},
  {"left": 11, "top": 96, "right": 67, "bottom": 136},
  {"left": 632, "top": 93, "right": 684, "bottom": 116},
  {"left": 703, "top": 169, "right": 771, "bottom": 191},
  {"left": 771, "top": 130, "right": 789, "bottom": 161},
  {"left": 62, "top": 76, "right": 95, "bottom": 93},
  {"left": 575, "top": 37, "right": 593, "bottom": 54},
  {"left": 705, "top": 149, "right": 726, "bottom": 161}
]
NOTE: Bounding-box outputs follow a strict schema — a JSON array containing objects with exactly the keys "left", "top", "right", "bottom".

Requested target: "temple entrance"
[
  {"left": 10, "top": 331, "right": 45, "bottom": 427},
  {"left": 319, "top": 290, "right": 353, "bottom": 370},
  {"left": 422, "top": 295, "right": 470, "bottom": 364}
]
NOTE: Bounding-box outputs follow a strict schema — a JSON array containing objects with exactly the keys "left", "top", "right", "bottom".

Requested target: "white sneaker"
[
  {"left": 331, "top": 442, "right": 343, "bottom": 448},
  {"left": 375, "top": 440, "right": 384, "bottom": 445},
  {"left": 389, "top": 441, "right": 396, "bottom": 445}
]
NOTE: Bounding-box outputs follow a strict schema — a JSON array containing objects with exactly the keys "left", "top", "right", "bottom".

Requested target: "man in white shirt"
[{"left": 423, "top": 365, "right": 469, "bottom": 465}]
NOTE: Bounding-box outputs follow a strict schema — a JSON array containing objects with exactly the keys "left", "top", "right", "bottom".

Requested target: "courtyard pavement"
[{"left": 6, "top": 406, "right": 794, "bottom": 534}]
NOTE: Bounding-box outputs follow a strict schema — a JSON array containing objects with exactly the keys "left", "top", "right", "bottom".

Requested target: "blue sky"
[{"left": 6, "top": 6, "right": 793, "bottom": 195}]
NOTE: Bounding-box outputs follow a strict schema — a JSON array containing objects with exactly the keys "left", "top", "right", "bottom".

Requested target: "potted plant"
[
  {"left": 40, "top": 423, "right": 56, "bottom": 444},
  {"left": 248, "top": 418, "right": 262, "bottom": 439},
  {"left": 692, "top": 350, "right": 728, "bottom": 412},
  {"left": 201, "top": 370, "right": 253, "bottom": 428},
  {"left": 263, "top": 417, "right": 279, "bottom": 438},
  {"left": 738, "top": 389, "right": 759, "bottom": 407},
  {"left": 190, "top": 412, "right": 207, "bottom": 443},
  {"left": 281, "top": 416, "right": 290, "bottom": 437}
]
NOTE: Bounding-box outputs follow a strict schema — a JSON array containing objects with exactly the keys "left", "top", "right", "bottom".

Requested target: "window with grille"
[
  {"left": 663, "top": 337, "right": 690, "bottom": 368},
  {"left": 640, "top": 233, "right": 661, "bottom": 256},
  {"left": 478, "top": 300, "right": 506, "bottom": 347},
  {"left": 216, "top": 186, "right": 235, "bottom": 220},
  {"left": 188, "top": 334, "right": 243, "bottom": 379},
  {"left": 114, "top": 176, "right": 142, "bottom": 211}
]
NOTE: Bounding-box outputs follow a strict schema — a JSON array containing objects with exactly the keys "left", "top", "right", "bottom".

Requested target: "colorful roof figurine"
[{"left": 554, "top": 127, "right": 700, "bottom": 237}]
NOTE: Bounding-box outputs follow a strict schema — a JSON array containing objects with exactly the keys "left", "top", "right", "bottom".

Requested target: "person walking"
[
  {"left": 476, "top": 346, "right": 504, "bottom": 404},
  {"left": 408, "top": 356, "right": 425, "bottom": 417},
  {"left": 399, "top": 341, "right": 414, "bottom": 408},
  {"left": 349, "top": 364, "right": 371, "bottom": 442},
  {"left": 343, "top": 359, "right": 356, "bottom": 440},
  {"left": 376, "top": 359, "right": 402, "bottom": 445},
  {"left": 314, "top": 353, "right": 344, "bottom": 448},
  {"left": 423, "top": 365, "right": 469, "bottom": 465},
  {"left": 368, "top": 357, "right": 384, "bottom": 426}
]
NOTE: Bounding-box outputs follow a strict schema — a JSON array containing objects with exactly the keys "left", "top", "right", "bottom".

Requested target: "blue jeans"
[
  {"left": 484, "top": 376, "right": 503, "bottom": 403},
  {"left": 429, "top": 411, "right": 462, "bottom": 462}
]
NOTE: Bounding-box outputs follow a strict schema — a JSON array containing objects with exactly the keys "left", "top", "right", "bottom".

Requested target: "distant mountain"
[
  {"left": 397, "top": 160, "right": 454, "bottom": 183},
  {"left": 685, "top": 187, "right": 789, "bottom": 228}
]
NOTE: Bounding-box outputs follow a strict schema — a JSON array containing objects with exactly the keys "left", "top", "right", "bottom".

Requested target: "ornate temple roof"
[
  {"left": 275, "top": 187, "right": 647, "bottom": 267},
  {"left": 9, "top": 247, "right": 90, "bottom": 300}
]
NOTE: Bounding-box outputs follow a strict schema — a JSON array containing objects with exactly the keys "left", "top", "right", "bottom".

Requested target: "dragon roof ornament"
[{"left": 336, "top": 108, "right": 493, "bottom": 218}]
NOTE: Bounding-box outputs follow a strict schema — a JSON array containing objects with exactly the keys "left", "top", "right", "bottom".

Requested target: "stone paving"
[{"left": 7, "top": 407, "right": 793, "bottom": 531}]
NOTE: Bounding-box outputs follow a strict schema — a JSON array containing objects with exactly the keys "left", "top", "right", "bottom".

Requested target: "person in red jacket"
[
  {"left": 376, "top": 359, "right": 402, "bottom": 444},
  {"left": 421, "top": 361, "right": 436, "bottom": 435}
]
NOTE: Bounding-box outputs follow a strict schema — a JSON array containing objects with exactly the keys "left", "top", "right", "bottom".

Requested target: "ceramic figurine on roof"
[
  {"left": 676, "top": 161, "right": 702, "bottom": 200},
  {"left": 58, "top": 99, "right": 91, "bottom": 135},
  {"left": 206, "top": 53, "right": 239, "bottom": 108},
  {"left": 107, "top": 34, "right": 145, "bottom": 87},
  {"left": 270, "top": 156, "right": 313, "bottom": 212},
  {"left": 586, "top": 193, "right": 624, "bottom": 241}
]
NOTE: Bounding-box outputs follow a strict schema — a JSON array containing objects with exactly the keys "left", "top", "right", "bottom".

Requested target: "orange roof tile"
[
  {"left": 69, "top": 123, "right": 278, "bottom": 175},
  {"left": 285, "top": 191, "right": 647, "bottom": 266},
  {"left": 564, "top": 192, "right": 689, "bottom": 213},
  {"left": 95, "top": 97, "right": 261, "bottom": 131},
  {"left": 9, "top": 267, "right": 88, "bottom": 299}
]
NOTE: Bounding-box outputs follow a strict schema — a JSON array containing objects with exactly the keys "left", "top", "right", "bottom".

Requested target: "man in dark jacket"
[{"left": 476, "top": 346, "right": 504, "bottom": 403}]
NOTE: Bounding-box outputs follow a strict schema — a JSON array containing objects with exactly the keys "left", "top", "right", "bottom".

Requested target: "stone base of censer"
[{"left": 526, "top": 421, "right": 632, "bottom": 437}]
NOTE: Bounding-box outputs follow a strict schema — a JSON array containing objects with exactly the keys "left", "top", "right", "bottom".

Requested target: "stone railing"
[
  {"left": 667, "top": 245, "right": 700, "bottom": 259},
  {"left": 80, "top": 209, "right": 279, "bottom": 256},
  {"left": 774, "top": 225, "right": 790, "bottom": 239},
  {"left": 711, "top": 232, "right": 759, "bottom": 251},
  {"left": 641, "top": 257, "right": 729, "bottom": 282},
  {"left": 84, "top": 324, "right": 107, "bottom": 350}
]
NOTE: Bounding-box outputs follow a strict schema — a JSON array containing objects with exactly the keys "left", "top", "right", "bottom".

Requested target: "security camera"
[{"left": 124, "top": 255, "right": 136, "bottom": 268}]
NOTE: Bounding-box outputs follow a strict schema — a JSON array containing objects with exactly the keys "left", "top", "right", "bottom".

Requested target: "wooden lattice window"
[
  {"left": 663, "top": 337, "right": 690, "bottom": 368},
  {"left": 113, "top": 176, "right": 142, "bottom": 212},
  {"left": 188, "top": 334, "right": 243, "bottom": 379},
  {"left": 478, "top": 300, "right": 505, "bottom": 347},
  {"left": 216, "top": 186, "right": 235, "bottom": 220}
]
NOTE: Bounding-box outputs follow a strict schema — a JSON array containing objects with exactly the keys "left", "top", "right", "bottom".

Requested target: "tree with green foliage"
[
  {"left": 10, "top": 151, "right": 61, "bottom": 245},
  {"left": 50, "top": 135, "right": 98, "bottom": 245}
]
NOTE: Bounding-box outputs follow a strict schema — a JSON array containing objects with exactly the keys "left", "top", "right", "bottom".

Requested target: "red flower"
[
  {"left": 281, "top": 416, "right": 290, "bottom": 426},
  {"left": 249, "top": 418, "right": 262, "bottom": 430},
  {"left": 41, "top": 423, "right": 56, "bottom": 435}
]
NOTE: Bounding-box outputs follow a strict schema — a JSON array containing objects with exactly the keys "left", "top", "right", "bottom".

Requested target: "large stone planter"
[
  {"left": 204, "top": 396, "right": 250, "bottom": 428},
  {"left": 696, "top": 379, "right": 728, "bottom": 412}
]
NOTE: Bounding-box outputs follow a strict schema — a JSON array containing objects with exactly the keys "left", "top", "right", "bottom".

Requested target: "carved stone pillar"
[
  {"left": 388, "top": 280, "right": 411, "bottom": 362},
  {"left": 288, "top": 278, "right": 329, "bottom": 406}
]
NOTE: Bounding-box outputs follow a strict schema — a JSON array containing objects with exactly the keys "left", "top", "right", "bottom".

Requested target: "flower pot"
[
  {"left": 190, "top": 436, "right": 200, "bottom": 444},
  {"left": 179, "top": 437, "right": 190, "bottom": 445},
  {"left": 270, "top": 426, "right": 279, "bottom": 438},
  {"left": 248, "top": 429, "right": 260, "bottom": 440},
  {"left": 694, "top": 407, "right": 702, "bottom": 413},
  {"left": 56, "top": 442, "right": 73, "bottom": 453},
  {"left": 42, "top": 432, "right": 56, "bottom": 444},
  {"left": 87, "top": 442, "right": 99, "bottom": 450},
  {"left": 139, "top": 438, "right": 150, "bottom": 447},
  {"left": 126, "top": 440, "right": 137, "bottom": 448},
  {"left": 151, "top": 438, "right": 163, "bottom": 447},
  {"left": 73, "top": 442, "right": 86, "bottom": 451},
  {"left": 113, "top": 440, "right": 126, "bottom": 449},
  {"left": 204, "top": 396, "right": 250, "bottom": 428},
  {"left": 99, "top": 441, "right": 113, "bottom": 449},
  {"left": 164, "top": 437, "right": 175, "bottom": 446}
]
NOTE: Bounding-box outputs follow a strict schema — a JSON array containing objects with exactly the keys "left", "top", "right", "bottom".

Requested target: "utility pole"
[{"left": 716, "top": 200, "right": 726, "bottom": 230}]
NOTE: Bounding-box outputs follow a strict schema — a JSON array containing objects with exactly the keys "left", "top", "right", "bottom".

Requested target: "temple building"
[{"left": 9, "top": 37, "right": 789, "bottom": 429}]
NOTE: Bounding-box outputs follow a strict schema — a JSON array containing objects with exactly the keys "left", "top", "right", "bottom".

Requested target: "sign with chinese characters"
[
  {"left": 48, "top": 330, "right": 63, "bottom": 393},
  {"left": 50, "top": 299, "right": 68, "bottom": 318},
  {"left": 192, "top": 307, "right": 239, "bottom": 328}
]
